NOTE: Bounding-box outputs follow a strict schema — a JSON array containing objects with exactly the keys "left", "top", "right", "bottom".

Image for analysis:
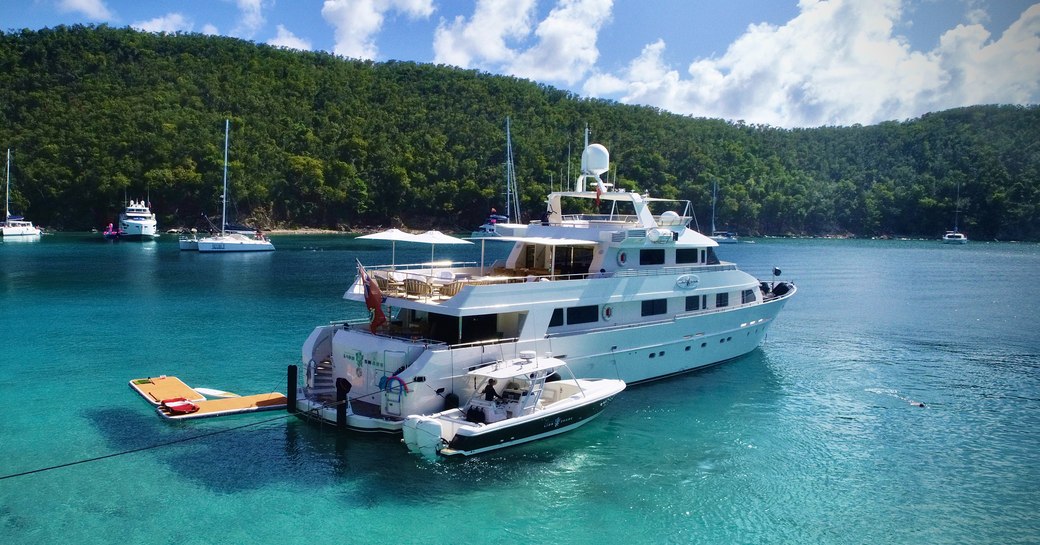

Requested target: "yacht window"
[
  {"left": 742, "top": 289, "right": 756, "bottom": 304},
  {"left": 639, "top": 249, "right": 665, "bottom": 265},
  {"left": 567, "top": 305, "right": 599, "bottom": 325},
  {"left": 706, "top": 247, "right": 720, "bottom": 265},
  {"left": 685, "top": 295, "right": 701, "bottom": 311},
  {"left": 642, "top": 299, "right": 667, "bottom": 316},
  {"left": 549, "top": 308, "right": 564, "bottom": 327},
  {"left": 716, "top": 293, "right": 729, "bottom": 308},
  {"left": 676, "top": 248, "right": 698, "bottom": 264}
]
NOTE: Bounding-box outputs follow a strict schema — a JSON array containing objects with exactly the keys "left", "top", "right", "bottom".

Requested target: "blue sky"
[{"left": 4, "top": 1, "right": 1039, "bottom": 127}]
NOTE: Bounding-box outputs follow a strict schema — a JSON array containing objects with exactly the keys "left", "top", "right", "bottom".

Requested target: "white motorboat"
[
  {"left": 2, "top": 149, "right": 41, "bottom": 237},
  {"left": 294, "top": 137, "right": 796, "bottom": 433},
  {"left": 195, "top": 120, "right": 274, "bottom": 253},
  {"left": 402, "top": 352, "right": 624, "bottom": 458},
  {"left": 118, "top": 199, "right": 158, "bottom": 238}
]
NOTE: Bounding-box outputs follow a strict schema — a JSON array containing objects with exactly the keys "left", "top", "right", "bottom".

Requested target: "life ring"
[
  {"left": 384, "top": 375, "right": 410, "bottom": 393},
  {"left": 617, "top": 251, "right": 628, "bottom": 266},
  {"left": 602, "top": 305, "right": 614, "bottom": 320}
]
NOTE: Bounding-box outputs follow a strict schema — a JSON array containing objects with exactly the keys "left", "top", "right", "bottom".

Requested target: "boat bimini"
[
  {"left": 402, "top": 351, "right": 624, "bottom": 458},
  {"left": 294, "top": 139, "right": 796, "bottom": 433}
]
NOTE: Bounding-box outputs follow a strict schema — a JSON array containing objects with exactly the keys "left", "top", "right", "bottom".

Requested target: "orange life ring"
[
  {"left": 603, "top": 305, "right": 614, "bottom": 320},
  {"left": 617, "top": 251, "right": 628, "bottom": 265}
]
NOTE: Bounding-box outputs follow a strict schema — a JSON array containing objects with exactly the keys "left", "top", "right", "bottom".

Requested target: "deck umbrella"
[
  {"left": 357, "top": 228, "right": 418, "bottom": 269},
  {"left": 412, "top": 230, "right": 473, "bottom": 264}
]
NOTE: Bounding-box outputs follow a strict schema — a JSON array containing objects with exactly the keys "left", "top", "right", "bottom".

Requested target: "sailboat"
[
  {"left": 709, "top": 179, "right": 738, "bottom": 244},
  {"left": 942, "top": 179, "right": 968, "bottom": 244},
  {"left": 472, "top": 117, "right": 524, "bottom": 237},
  {"left": 196, "top": 120, "right": 274, "bottom": 253},
  {"left": 2, "top": 149, "right": 42, "bottom": 237}
]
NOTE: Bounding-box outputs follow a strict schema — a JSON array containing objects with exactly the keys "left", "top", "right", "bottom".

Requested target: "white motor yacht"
[
  {"left": 119, "top": 199, "right": 158, "bottom": 239},
  {"left": 294, "top": 140, "right": 796, "bottom": 433}
]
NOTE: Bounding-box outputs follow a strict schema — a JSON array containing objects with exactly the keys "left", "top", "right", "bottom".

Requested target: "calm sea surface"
[{"left": 1, "top": 234, "right": 1038, "bottom": 545}]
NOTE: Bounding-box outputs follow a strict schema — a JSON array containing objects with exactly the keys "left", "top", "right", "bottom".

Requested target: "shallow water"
[{"left": 1, "top": 234, "right": 1038, "bottom": 544}]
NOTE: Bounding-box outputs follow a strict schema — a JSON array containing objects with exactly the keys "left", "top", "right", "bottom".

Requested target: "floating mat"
[{"left": 130, "top": 376, "right": 286, "bottom": 420}]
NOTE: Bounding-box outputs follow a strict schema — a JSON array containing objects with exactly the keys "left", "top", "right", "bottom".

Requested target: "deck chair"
[
  {"left": 437, "top": 280, "right": 464, "bottom": 299},
  {"left": 404, "top": 278, "right": 432, "bottom": 299}
]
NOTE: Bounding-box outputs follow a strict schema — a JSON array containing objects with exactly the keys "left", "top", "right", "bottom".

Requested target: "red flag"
[{"left": 357, "top": 259, "right": 386, "bottom": 333}]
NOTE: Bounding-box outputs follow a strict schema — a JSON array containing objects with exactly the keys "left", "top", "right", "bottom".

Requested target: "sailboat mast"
[
  {"left": 5, "top": 149, "right": 9, "bottom": 221},
  {"left": 954, "top": 179, "right": 961, "bottom": 232},
  {"left": 221, "top": 119, "right": 229, "bottom": 237},
  {"left": 711, "top": 179, "right": 718, "bottom": 234}
]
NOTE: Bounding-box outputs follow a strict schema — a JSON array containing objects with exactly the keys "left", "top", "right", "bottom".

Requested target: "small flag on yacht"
[{"left": 356, "top": 259, "right": 386, "bottom": 333}]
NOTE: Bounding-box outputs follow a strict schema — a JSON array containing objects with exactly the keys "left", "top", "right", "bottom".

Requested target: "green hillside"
[{"left": 1, "top": 25, "right": 1037, "bottom": 240}]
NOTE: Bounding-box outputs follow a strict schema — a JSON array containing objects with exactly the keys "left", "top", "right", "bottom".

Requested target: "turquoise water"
[{"left": 1, "top": 234, "right": 1038, "bottom": 545}]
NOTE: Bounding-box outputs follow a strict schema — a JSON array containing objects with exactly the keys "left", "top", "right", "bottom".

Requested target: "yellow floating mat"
[
  {"left": 129, "top": 376, "right": 205, "bottom": 405},
  {"left": 156, "top": 392, "right": 287, "bottom": 420}
]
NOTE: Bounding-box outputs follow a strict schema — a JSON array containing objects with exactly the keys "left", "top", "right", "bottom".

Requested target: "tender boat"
[
  {"left": 195, "top": 120, "right": 274, "bottom": 253},
  {"left": 709, "top": 179, "right": 739, "bottom": 243},
  {"left": 2, "top": 149, "right": 42, "bottom": 237},
  {"left": 119, "top": 199, "right": 158, "bottom": 239},
  {"left": 294, "top": 138, "right": 796, "bottom": 433},
  {"left": 402, "top": 352, "right": 624, "bottom": 458}
]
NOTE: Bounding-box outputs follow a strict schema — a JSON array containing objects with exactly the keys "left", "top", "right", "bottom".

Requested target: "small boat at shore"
[
  {"left": 402, "top": 352, "right": 624, "bottom": 459},
  {"left": 2, "top": 149, "right": 42, "bottom": 237}
]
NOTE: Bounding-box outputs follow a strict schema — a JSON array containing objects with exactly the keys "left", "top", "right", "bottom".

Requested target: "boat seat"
[
  {"left": 437, "top": 281, "right": 464, "bottom": 299},
  {"left": 404, "top": 278, "right": 432, "bottom": 299}
]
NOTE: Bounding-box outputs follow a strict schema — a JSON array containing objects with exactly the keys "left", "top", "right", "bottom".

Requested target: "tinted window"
[
  {"left": 716, "top": 293, "right": 729, "bottom": 308},
  {"left": 676, "top": 248, "right": 698, "bottom": 264},
  {"left": 640, "top": 249, "right": 665, "bottom": 265},
  {"left": 549, "top": 308, "right": 564, "bottom": 327},
  {"left": 706, "top": 247, "right": 720, "bottom": 265},
  {"left": 642, "top": 299, "right": 667, "bottom": 316},
  {"left": 742, "top": 289, "right": 755, "bottom": 304},
  {"left": 567, "top": 305, "right": 599, "bottom": 325},
  {"left": 685, "top": 295, "right": 700, "bottom": 311}
]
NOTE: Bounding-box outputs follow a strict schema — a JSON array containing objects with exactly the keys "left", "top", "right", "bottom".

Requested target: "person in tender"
[{"left": 482, "top": 378, "right": 503, "bottom": 401}]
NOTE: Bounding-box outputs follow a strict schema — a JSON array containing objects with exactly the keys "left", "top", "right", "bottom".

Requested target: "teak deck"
[{"left": 129, "top": 376, "right": 287, "bottom": 420}]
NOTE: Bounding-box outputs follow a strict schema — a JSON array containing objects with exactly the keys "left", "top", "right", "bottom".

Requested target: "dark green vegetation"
[{"left": 1, "top": 25, "right": 1037, "bottom": 239}]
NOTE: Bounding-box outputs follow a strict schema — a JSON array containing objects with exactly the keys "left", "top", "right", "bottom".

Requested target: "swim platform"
[{"left": 129, "top": 376, "right": 286, "bottom": 420}]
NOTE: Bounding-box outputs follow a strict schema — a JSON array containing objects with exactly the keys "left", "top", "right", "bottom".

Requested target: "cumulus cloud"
[
  {"left": 582, "top": 0, "right": 1040, "bottom": 127},
  {"left": 231, "top": 0, "right": 269, "bottom": 39},
  {"left": 433, "top": 0, "right": 537, "bottom": 67},
  {"left": 268, "top": 25, "right": 313, "bottom": 51},
  {"left": 434, "top": 0, "right": 612, "bottom": 85},
  {"left": 322, "top": 0, "right": 435, "bottom": 59},
  {"left": 57, "top": 0, "right": 113, "bottom": 20},
  {"left": 132, "top": 13, "right": 193, "bottom": 34}
]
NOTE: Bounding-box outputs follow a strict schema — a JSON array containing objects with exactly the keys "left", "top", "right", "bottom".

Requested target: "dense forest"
[{"left": 1, "top": 25, "right": 1038, "bottom": 240}]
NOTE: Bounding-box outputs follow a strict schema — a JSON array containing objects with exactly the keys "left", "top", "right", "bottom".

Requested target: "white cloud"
[
  {"left": 322, "top": 0, "right": 435, "bottom": 59},
  {"left": 132, "top": 13, "right": 193, "bottom": 34},
  {"left": 433, "top": 0, "right": 537, "bottom": 68},
  {"left": 268, "top": 25, "right": 313, "bottom": 51},
  {"left": 201, "top": 24, "right": 220, "bottom": 36},
  {"left": 57, "top": 0, "right": 113, "bottom": 20},
  {"left": 581, "top": 0, "right": 1040, "bottom": 127},
  {"left": 231, "top": 0, "right": 269, "bottom": 39},
  {"left": 433, "top": 0, "right": 612, "bottom": 85},
  {"left": 508, "top": 0, "right": 613, "bottom": 85}
]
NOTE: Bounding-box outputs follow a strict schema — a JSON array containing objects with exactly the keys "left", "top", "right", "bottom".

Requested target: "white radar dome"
[{"left": 581, "top": 144, "right": 610, "bottom": 175}]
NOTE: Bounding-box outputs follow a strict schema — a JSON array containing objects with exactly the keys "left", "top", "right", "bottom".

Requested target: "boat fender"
[
  {"left": 444, "top": 392, "right": 460, "bottom": 410},
  {"left": 306, "top": 359, "right": 316, "bottom": 387},
  {"left": 617, "top": 251, "right": 628, "bottom": 266},
  {"left": 602, "top": 305, "right": 614, "bottom": 320}
]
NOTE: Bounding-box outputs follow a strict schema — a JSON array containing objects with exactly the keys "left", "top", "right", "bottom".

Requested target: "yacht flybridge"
[{"left": 294, "top": 141, "right": 796, "bottom": 433}]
